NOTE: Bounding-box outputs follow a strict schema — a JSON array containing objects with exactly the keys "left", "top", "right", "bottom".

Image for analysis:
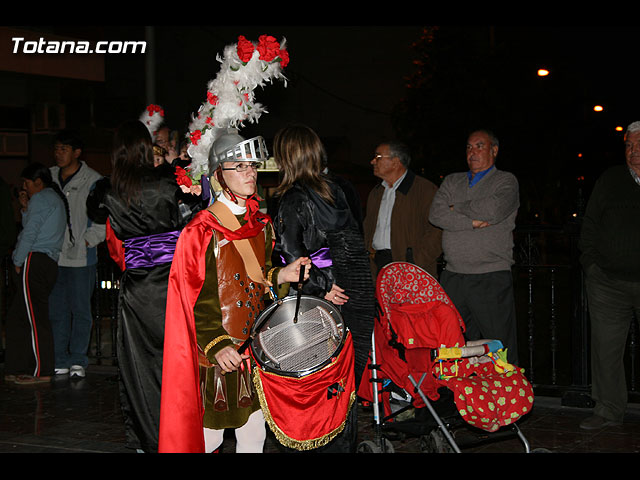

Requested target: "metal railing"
[
  {"left": 90, "top": 245, "right": 121, "bottom": 366},
  {"left": 513, "top": 224, "right": 639, "bottom": 407}
]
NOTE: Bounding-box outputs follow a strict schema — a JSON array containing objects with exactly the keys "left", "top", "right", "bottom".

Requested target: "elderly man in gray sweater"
[{"left": 429, "top": 129, "right": 520, "bottom": 363}]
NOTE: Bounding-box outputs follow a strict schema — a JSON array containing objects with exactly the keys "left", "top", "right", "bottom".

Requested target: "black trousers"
[
  {"left": 5, "top": 252, "right": 58, "bottom": 377},
  {"left": 585, "top": 264, "right": 640, "bottom": 422},
  {"left": 373, "top": 249, "right": 393, "bottom": 275},
  {"left": 440, "top": 269, "right": 519, "bottom": 365}
]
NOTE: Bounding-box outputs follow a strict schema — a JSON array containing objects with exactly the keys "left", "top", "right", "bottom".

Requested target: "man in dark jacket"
[
  {"left": 363, "top": 141, "right": 442, "bottom": 279},
  {"left": 578, "top": 121, "right": 640, "bottom": 430}
]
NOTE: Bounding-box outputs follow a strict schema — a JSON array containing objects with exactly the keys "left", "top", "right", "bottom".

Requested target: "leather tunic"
[{"left": 212, "top": 220, "right": 266, "bottom": 341}]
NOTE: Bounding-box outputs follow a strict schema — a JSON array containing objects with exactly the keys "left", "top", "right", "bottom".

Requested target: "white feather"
[
  {"left": 185, "top": 36, "right": 289, "bottom": 178},
  {"left": 139, "top": 105, "right": 165, "bottom": 141}
]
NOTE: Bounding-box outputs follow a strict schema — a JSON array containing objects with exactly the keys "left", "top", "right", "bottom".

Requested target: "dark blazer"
[{"left": 363, "top": 169, "right": 442, "bottom": 278}]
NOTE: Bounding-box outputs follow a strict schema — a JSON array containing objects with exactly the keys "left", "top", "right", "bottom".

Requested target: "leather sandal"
[{"left": 14, "top": 375, "right": 52, "bottom": 385}]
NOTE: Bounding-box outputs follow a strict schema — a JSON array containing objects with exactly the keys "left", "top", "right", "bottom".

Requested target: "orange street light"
[
  {"left": 537, "top": 68, "right": 550, "bottom": 77},
  {"left": 593, "top": 105, "right": 604, "bottom": 112}
]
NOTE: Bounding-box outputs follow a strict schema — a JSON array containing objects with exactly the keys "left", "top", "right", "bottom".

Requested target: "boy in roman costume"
[{"left": 158, "top": 35, "right": 305, "bottom": 453}]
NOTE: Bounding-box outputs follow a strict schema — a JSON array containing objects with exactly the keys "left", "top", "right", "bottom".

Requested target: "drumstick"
[
  {"left": 237, "top": 296, "right": 283, "bottom": 355},
  {"left": 219, "top": 283, "right": 288, "bottom": 375},
  {"left": 218, "top": 297, "right": 283, "bottom": 376},
  {"left": 293, "top": 264, "right": 305, "bottom": 324}
]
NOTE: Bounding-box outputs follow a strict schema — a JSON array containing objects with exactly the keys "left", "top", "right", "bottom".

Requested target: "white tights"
[{"left": 203, "top": 409, "right": 267, "bottom": 453}]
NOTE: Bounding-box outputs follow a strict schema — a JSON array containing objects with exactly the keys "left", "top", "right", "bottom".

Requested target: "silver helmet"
[{"left": 208, "top": 128, "right": 269, "bottom": 175}]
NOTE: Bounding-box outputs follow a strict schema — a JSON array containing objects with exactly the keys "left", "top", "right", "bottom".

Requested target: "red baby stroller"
[{"left": 357, "top": 262, "right": 535, "bottom": 453}]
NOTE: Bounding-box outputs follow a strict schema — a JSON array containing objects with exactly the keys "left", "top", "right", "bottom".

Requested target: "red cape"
[{"left": 158, "top": 210, "right": 213, "bottom": 453}]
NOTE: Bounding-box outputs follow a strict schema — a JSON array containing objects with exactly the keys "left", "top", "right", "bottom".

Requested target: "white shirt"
[
  {"left": 215, "top": 191, "right": 247, "bottom": 215},
  {"left": 372, "top": 170, "right": 407, "bottom": 251}
]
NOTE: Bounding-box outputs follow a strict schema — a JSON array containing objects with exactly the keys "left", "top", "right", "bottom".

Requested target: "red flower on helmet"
[
  {"left": 277, "top": 48, "right": 289, "bottom": 68},
  {"left": 190, "top": 130, "right": 202, "bottom": 146},
  {"left": 146, "top": 104, "right": 164, "bottom": 116},
  {"left": 175, "top": 166, "right": 192, "bottom": 188},
  {"left": 207, "top": 92, "right": 218, "bottom": 106},
  {"left": 256, "top": 35, "right": 280, "bottom": 62},
  {"left": 237, "top": 35, "right": 255, "bottom": 63}
]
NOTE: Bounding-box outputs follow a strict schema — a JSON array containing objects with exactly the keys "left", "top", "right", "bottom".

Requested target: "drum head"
[{"left": 250, "top": 295, "right": 346, "bottom": 378}]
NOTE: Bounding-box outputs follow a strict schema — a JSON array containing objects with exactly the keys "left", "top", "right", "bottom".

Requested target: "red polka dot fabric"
[{"left": 435, "top": 359, "right": 534, "bottom": 432}]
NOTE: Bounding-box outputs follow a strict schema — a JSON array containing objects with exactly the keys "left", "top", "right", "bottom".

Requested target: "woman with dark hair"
[
  {"left": 5, "top": 163, "right": 69, "bottom": 384},
  {"left": 271, "top": 123, "right": 375, "bottom": 452},
  {"left": 101, "top": 119, "right": 196, "bottom": 453}
]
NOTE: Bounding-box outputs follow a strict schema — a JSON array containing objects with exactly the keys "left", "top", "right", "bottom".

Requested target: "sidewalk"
[{"left": 1, "top": 364, "right": 640, "bottom": 453}]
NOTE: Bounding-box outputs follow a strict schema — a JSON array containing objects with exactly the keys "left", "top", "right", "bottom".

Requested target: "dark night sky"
[
  {"left": 98, "top": 25, "right": 425, "bottom": 166},
  {"left": 96, "top": 24, "right": 639, "bottom": 153},
  {"left": 3, "top": 20, "right": 639, "bottom": 223},
  {"left": 19, "top": 23, "right": 639, "bottom": 161},
  {"left": 97, "top": 25, "right": 639, "bottom": 164}
]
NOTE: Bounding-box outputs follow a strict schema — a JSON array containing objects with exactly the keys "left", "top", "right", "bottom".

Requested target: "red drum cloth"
[{"left": 253, "top": 332, "right": 356, "bottom": 451}]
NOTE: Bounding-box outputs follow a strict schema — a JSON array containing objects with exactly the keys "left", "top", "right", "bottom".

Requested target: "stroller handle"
[{"left": 431, "top": 340, "right": 504, "bottom": 361}]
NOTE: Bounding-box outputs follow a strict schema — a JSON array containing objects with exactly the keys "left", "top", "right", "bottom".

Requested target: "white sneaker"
[
  {"left": 69, "top": 365, "right": 86, "bottom": 378},
  {"left": 55, "top": 368, "right": 69, "bottom": 375}
]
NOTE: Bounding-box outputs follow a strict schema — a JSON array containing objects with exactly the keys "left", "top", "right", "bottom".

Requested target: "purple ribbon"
[
  {"left": 124, "top": 230, "right": 180, "bottom": 269},
  {"left": 310, "top": 247, "right": 333, "bottom": 268},
  {"left": 280, "top": 247, "right": 333, "bottom": 269},
  {"left": 201, "top": 175, "right": 212, "bottom": 206}
]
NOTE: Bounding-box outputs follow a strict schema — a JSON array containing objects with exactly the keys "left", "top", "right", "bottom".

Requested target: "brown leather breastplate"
[{"left": 213, "top": 226, "right": 266, "bottom": 341}]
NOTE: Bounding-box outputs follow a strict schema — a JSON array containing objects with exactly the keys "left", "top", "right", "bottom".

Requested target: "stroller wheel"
[
  {"left": 531, "top": 448, "right": 553, "bottom": 453},
  {"left": 357, "top": 439, "right": 395, "bottom": 453},
  {"left": 420, "top": 430, "right": 456, "bottom": 453}
]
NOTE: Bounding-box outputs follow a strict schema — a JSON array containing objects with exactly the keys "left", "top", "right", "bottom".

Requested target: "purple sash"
[
  {"left": 124, "top": 230, "right": 180, "bottom": 269},
  {"left": 280, "top": 247, "right": 333, "bottom": 269}
]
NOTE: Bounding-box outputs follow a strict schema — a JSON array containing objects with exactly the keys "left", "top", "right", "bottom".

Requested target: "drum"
[
  {"left": 249, "top": 295, "right": 356, "bottom": 450},
  {"left": 250, "top": 295, "right": 347, "bottom": 377}
]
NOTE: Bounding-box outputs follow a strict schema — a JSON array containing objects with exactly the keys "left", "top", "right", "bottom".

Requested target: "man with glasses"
[{"left": 363, "top": 141, "right": 442, "bottom": 278}]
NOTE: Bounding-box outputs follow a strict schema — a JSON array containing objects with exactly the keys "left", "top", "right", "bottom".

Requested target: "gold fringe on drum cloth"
[{"left": 253, "top": 372, "right": 357, "bottom": 451}]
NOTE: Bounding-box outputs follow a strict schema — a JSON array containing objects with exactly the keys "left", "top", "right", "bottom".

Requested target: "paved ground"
[{"left": 2, "top": 365, "right": 640, "bottom": 454}]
